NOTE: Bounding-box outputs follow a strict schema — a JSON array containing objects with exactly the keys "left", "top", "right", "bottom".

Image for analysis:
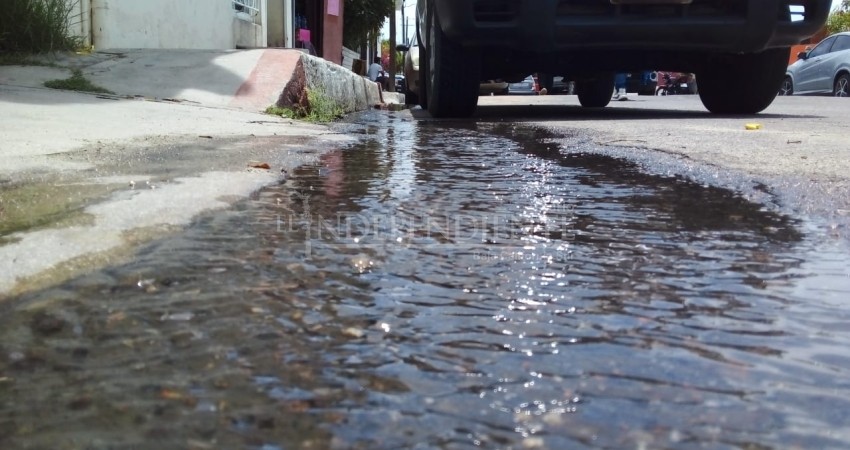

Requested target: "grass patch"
[
  {"left": 265, "top": 105, "right": 298, "bottom": 119},
  {"left": 0, "top": 0, "right": 83, "bottom": 53},
  {"left": 305, "top": 88, "right": 345, "bottom": 121},
  {"left": 0, "top": 53, "right": 55, "bottom": 67},
  {"left": 265, "top": 88, "right": 345, "bottom": 123},
  {"left": 44, "top": 69, "right": 113, "bottom": 94}
]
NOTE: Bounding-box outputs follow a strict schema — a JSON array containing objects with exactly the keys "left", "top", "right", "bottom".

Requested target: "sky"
[{"left": 383, "top": 2, "right": 417, "bottom": 44}]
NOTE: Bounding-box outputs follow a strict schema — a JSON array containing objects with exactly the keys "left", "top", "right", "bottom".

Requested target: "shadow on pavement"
[
  {"left": 409, "top": 103, "right": 823, "bottom": 122},
  {"left": 0, "top": 49, "right": 250, "bottom": 106}
]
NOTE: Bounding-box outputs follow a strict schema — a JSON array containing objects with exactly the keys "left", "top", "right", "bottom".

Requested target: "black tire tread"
[
  {"left": 833, "top": 73, "right": 850, "bottom": 97},
  {"left": 779, "top": 76, "right": 793, "bottom": 96},
  {"left": 576, "top": 74, "right": 614, "bottom": 108},
  {"left": 697, "top": 48, "right": 789, "bottom": 114},
  {"left": 425, "top": 2, "right": 479, "bottom": 118},
  {"left": 418, "top": 38, "right": 428, "bottom": 109}
]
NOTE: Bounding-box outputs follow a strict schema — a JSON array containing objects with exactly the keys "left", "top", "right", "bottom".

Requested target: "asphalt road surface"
[{"left": 2, "top": 107, "right": 849, "bottom": 449}]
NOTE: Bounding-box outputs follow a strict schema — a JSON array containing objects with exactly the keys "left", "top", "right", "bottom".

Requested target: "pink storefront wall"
[{"left": 322, "top": 0, "right": 344, "bottom": 65}]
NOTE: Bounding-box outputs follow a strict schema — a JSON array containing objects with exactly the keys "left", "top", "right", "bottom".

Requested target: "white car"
[
  {"left": 396, "top": 42, "right": 511, "bottom": 103},
  {"left": 780, "top": 32, "right": 850, "bottom": 97},
  {"left": 507, "top": 75, "right": 537, "bottom": 95},
  {"left": 396, "top": 42, "right": 421, "bottom": 105}
]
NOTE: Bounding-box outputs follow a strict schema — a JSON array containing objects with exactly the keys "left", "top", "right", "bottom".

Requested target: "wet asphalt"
[{"left": 1, "top": 108, "right": 850, "bottom": 449}]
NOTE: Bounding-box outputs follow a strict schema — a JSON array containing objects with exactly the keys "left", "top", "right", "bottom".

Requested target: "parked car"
[
  {"left": 542, "top": 72, "right": 653, "bottom": 95},
  {"left": 479, "top": 79, "right": 509, "bottom": 95},
  {"left": 415, "top": 0, "right": 830, "bottom": 117},
  {"left": 654, "top": 72, "right": 697, "bottom": 95},
  {"left": 780, "top": 32, "right": 850, "bottom": 97},
  {"left": 508, "top": 75, "right": 537, "bottom": 95},
  {"left": 396, "top": 42, "right": 421, "bottom": 105},
  {"left": 625, "top": 71, "right": 659, "bottom": 96},
  {"left": 397, "top": 43, "right": 513, "bottom": 103},
  {"left": 537, "top": 74, "right": 573, "bottom": 94},
  {"left": 395, "top": 74, "right": 406, "bottom": 93},
  {"left": 551, "top": 76, "right": 572, "bottom": 94}
]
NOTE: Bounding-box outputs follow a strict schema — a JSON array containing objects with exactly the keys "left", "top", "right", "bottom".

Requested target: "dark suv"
[{"left": 415, "top": 0, "right": 830, "bottom": 117}]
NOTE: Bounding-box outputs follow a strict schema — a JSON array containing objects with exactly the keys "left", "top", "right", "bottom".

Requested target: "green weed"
[
  {"left": 304, "top": 88, "right": 345, "bottom": 121},
  {"left": 265, "top": 89, "right": 345, "bottom": 123},
  {"left": 44, "top": 69, "right": 113, "bottom": 94},
  {"left": 0, "top": 0, "right": 83, "bottom": 53},
  {"left": 264, "top": 105, "right": 298, "bottom": 119},
  {"left": 0, "top": 53, "right": 49, "bottom": 66}
]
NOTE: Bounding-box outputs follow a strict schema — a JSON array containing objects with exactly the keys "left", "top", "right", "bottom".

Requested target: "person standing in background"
[
  {"left": 367, "top": 57, "right": 389, "bottom": 90},
  {"left": 368, "top": 58, "right": 383, "bottom": 81},
  {"left": 613, "top": 73, "right": 628, "bottom": 100}
]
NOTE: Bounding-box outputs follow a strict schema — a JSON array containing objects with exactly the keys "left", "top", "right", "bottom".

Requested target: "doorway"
[{"left": 293, "top": 0, "right": 323, "bottom": 57}]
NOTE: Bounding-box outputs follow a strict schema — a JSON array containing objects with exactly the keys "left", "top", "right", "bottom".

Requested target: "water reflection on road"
[{"left": 2, "top": 110, "right": 850, "bottom": 449}]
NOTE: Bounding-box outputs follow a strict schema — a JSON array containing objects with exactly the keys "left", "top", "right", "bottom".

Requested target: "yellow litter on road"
[{"left": 745, "top": 123, "right": 762, "bottom": 130}]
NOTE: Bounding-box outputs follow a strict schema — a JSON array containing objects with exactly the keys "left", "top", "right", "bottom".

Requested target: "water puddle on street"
[{"left": 2, "top": 111, "right": 850, "bottom": 449}]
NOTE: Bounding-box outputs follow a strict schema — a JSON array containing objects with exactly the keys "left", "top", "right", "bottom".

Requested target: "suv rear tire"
[
  {"left": 425, "top": 3, "right": 480, "bottom": 118},
  {"left": 417, "top": 42, "right": 428, "bottom": 109},
  {"left": 576, "top": 73, "right": 614, "bottom": 108},
  {"left": 697, "top": 48, "right": 789, "bottom": 114},
  {"left": 405, "top": 89, "right": 419, "bottom": 106}
]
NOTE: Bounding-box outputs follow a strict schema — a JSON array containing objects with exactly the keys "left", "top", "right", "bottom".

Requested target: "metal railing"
[{"left": 233, "top": 0, "right": 262, "bottom": 24}]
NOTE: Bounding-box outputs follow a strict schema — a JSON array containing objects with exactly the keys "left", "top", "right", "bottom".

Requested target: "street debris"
[
  {"left": 161, "top": 312, "right": 195, "bottom": 322},
  {"left": 342, "top": 327, "right": 365, "bottom": 338}
]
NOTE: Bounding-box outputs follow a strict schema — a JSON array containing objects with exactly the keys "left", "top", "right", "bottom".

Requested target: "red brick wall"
[{"left": 789, "top": 28, "right": 828, "bottom": 64}]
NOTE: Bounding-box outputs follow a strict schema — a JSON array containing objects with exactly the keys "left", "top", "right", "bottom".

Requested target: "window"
[
  {"left": 807, "top": 36, "right": 835, "bottom": 58},
  {"left": 831, "top": 35, "right": 850, "bottom": 53}
]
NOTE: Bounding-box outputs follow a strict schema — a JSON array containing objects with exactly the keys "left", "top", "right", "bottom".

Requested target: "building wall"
[
  {"left": 83, "top": 0, "right": 341, "bottom": 61},
  {"left": 322, "top": 0, "right": 344, "bottom": 65},
  {"left": 67, "top": 0, "right": 92, "bottom": 47},
  {"left": 234, "top": 16, "right": 264, "bottom": 48},
  {"left": 789, "top": 28, "right": 829, "bottom": 65},
  {"left": 91, "top": 0, "right": 236, "bottom": 49},
  {"left": 267, "top": 0, "right": 287, "bottom": 47}
]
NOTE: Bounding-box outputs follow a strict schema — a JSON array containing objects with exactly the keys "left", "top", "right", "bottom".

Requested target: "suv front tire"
[{"left": 697, "top": 48, "right": 790, "bottom": 114}]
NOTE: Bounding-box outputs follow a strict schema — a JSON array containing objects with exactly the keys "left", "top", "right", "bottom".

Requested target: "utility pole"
[
  {"left": 388, "top": 7, "right": 397, "bottom": 92},
  {"left": 371, "top": 28, "right": 379, "bottom": 67},
  {"left": 402, "top": 0, "right": 407, "bottom": 44}
]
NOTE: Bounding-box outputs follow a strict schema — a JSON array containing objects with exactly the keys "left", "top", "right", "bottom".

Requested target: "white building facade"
[
  {"left": 65, "top": 0, "right": 351, "bottom": 67},
  {"left": 68, "top": 0, "right": 281, "bottom": 50}
]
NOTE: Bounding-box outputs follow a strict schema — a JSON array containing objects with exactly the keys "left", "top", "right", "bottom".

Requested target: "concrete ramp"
[
  {"left": 275, "top": 52, "right": 383, "bottom": 113},
  {"left": 229, "top": 50, "right": 302, "bottom": 111}
]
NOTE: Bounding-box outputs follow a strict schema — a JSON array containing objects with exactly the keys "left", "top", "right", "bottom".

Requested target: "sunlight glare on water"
[{"left": 1, "top": 111, "right": 850, "bottom": 449}]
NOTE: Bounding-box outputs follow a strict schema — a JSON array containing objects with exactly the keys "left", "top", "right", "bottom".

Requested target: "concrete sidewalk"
[
  {"left": 0, "top": 48, "right": 385, "bottom": 113},
  {"left": 0, "top": 48, "right": 386, "bottom": 298}
]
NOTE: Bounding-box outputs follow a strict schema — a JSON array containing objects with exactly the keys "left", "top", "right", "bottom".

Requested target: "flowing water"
[{"left": 2, "top": 112, "right": 850, "bottom": 449}]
